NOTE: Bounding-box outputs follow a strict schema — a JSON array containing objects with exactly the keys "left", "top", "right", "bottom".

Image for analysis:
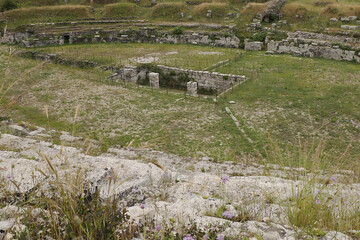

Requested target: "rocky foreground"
[{"left": 0, "top": 121, "right": 359, "bottom": 240}]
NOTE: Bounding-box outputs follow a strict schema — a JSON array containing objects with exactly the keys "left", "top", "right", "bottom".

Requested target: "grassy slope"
[{"left": 1, "top": 44, "right": 359, "bottom": 167}]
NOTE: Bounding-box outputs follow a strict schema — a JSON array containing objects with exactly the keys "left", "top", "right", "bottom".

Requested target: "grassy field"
[
  {"left": 39, "top": 43, "right": 241, "bottom": 70},
  {"left": 1, "top": 44, "right": 359, "bottom": 169},
  {"left": 1, "top": 0, "right": 360, "bottom": 33}
]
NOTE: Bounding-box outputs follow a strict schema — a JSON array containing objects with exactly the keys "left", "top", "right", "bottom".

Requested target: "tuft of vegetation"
[
  {"left": 102, "top": 3, "right": 139, "bottom": 18},
  {"left": 0, "top": 0, "right": 17, "bottom": 12},
  {"left": 1, "top": 5, "right": 91, "bottom": 27},
  {"left": 151, "top": 3, "right": 186, "bottom": 21},
  {"left": 321, "top": 4, "right": 360, "bottom": 17},
  {"left": 193, "top": 3, "right": 229, "bottom": 19},
  {"left": 281, "top": 3, "right": 309, "bottom": 20}
]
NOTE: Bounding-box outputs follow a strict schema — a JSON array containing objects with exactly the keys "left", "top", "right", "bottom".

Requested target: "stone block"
[
  {"left": 149, "top": 72, "right": 159, "bottom": 88},
  {"left": 187, "top": 81, "right": 197, "bottom": 96},
  {"left": 244, "top": 40, "right": 263, "bottom": 51}
]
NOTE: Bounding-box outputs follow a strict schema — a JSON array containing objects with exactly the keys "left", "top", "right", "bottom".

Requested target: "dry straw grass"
[
  {"left": 321, "top": 4, "right": 360, "bottom": 17},
  {"left": 103, "top": 3, "right": 139, "bottom": 18},
  {"left": 193, "top": 3, "right": 229, "bottom": 18},
  {"left": 281, "top": 3, "right": 309, "bottom": 19},
  {"left": 152, "top": 3, "right": 186, "bottom": 19},
  {"left": 240, "top": 3, "right": 267, "bottom": 16},
  {"left": 2, "top": 5, "right": 91, "bottom": 22}
]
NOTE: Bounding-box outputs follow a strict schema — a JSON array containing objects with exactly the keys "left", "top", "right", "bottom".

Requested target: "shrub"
[
  {"left": 103, "top": 3, "right": 139, "bottom": 18},
  {"left": 152, "top": 3, "right": 186, "bottom": 20},
  {"left": 0, "top": 0, "right": 17, "bottom": 12},
  {"left": 193, "top": 3, "right": 229, "bottom": 18},
  {"left": 172, "top": 26, "right": 183, "bottom": 35}
]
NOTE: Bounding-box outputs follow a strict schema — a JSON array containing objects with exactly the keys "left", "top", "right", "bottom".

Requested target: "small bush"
[
  {"left": 152, "top": 3, "right": 186, "bottom": 20},
  {"left": 103, "top": 3, "right": 139, "bottom": 18},
  {"left": 0, "top": 0, "right": 17, "bottom": 12},
  {"left": 172, "top": 26, "right": 183, "bottom": 35},
  {"left": 193, "top": 3, "right": 229, "bottom": 18}
]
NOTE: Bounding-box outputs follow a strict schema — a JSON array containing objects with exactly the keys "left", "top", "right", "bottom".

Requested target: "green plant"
[
  {"left": 0, "top": 0, "right": 17, "bottom": 12},
  {"left": 172, "top": 26, "right": 184, "bottom": 35}
]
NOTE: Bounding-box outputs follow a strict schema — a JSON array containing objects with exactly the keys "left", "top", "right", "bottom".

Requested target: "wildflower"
[
  {"left": 139, "top": 203, "right": 146, "bottom": 209},
  {"left": 351, "top": 119, "right": 355, "bottom": 125},
  {"left": 189, "top": 190, "right": 193, "bottom": 196},
  {"left": 131, "top": 188, "right": 138, "bottom": 194},
  {"left": 155, "top": 224, "right": 161, "bottom": 232},
  {"left": 222, "top": 211, "right": 233, "bottom": 219},
  {"left": 221, "top": 175, "right": 229, "bottom": 184},
  {"left": 203, "top": 234, "right": 209, "bottom": 240},
  {"left": 330, "top": 176, "right": 336, "bottom": 182},
  {"left": 6, "top": 173, "right": 13, "bottom": 180},
  {"left": 183, "top": 235, "right": 195, "bottom": 240},
  {"left": 217, "top": 235, "right": 224, "bottom": 240},
  {"left": 315, "top": 199, "right": 321, "bottom": 205}
]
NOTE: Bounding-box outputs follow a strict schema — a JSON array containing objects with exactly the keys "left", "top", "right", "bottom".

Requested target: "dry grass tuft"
[
  {"left": 321, "top": 4, "right": 360, "bottom": 17},
  {"left": 193, "top": 3, "right": 229, "bottom": 18},
  {"left": 281, "top": 3, "right": 309, "bottom": 19},
  {"left": 103, "top": 3, "right": 139, "bottom": 18},
  {"left": 240, "top": 2, "right": 267, "bottom": 17},
  {"left": 151, "top": 3, "right": 186, "bottom": 20},
  {"left": 1, "top": 5, "right": 91, "bottom": 24}
]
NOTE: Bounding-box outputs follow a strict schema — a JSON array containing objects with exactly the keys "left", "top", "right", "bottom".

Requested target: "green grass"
[
  {"left": 1, "top": 5, "right": 91, "bottom": 28},
  {"left": 216, "top": 51, "right": 360, "bottom": 165},
  {"left": 2, "top": 45, "right": 359, "bottom": 167},
  {"left": 38, "top": 43, "right": 240, "bottom": 70},
  {"left": 102, "top": 3, "right": 142, "bottom": 18}
]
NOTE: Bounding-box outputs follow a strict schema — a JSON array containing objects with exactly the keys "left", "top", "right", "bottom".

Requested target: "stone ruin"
[
  {"left": 149, "top": 72, "right": 159, "bottom": 88},
  {"left": 187, "top": 81, "right": 197, "bottom": 96}
]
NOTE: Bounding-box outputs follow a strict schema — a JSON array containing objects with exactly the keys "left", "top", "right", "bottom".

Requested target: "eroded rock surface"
[{"left": 0, "top": 124, "right": 358, "bottom": 239}]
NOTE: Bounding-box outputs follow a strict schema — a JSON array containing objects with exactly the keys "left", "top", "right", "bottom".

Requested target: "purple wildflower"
[
  {"left": 315, "top": 199, "right": 321, "bottom": 205},
  {"left": 217, "top": 235, "right": 224, "bottom": 240},
  {"left": 203, "top": 234, "right": 209, "bottom": 240},
  {"left": 330, "top": 176, "right": 336, "bottom": 182},
  {"left": 139, "top": 203, "right": 146, "bottom": 209},
  {"left": 189, "top": 191, "right": 193, "bottom": 196},
  {"left": 222, "top": 211, "right": 233, "bottom": 219},
  {"left": 131, "top": 188, "right": 138, "bottom": 194},
  {"left": 221, "top": 175, "right": 229, "bottom": 184},
  {"left": 6, "top": 173, "right": 13, "bottom": 180},
  {"left": 351, "top": 120, "right": 355, "bottom": 125},
  {"left": 155, "top": 224, "right": 161, "bottom": 232},
  {"left": 183, "top": 235, "right": 195, "bottom": 240}
]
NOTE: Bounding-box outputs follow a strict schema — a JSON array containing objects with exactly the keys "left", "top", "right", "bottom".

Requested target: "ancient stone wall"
[
  {"left": 3, "top": 28, "right": 240, "bottom": 48},
  {"left": 267, "top": 40, "right": 360, "bottom": 63}
]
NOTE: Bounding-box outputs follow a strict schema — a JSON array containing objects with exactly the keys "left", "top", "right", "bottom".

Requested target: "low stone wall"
[
  {"left": 111, "top": 65, "right": 246, "bottom": 94},
  {"left": 3, "top": 28, "right": 240, "bottom": 48},
  {"left": 287, "top": 31, "right": 360, "bottom": 45},
  {"left": 267, "top": 40, "right": 360, "bottom": 63},
  {"left": 156, "top": 65, "right": 246, "bottom": 93}
]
